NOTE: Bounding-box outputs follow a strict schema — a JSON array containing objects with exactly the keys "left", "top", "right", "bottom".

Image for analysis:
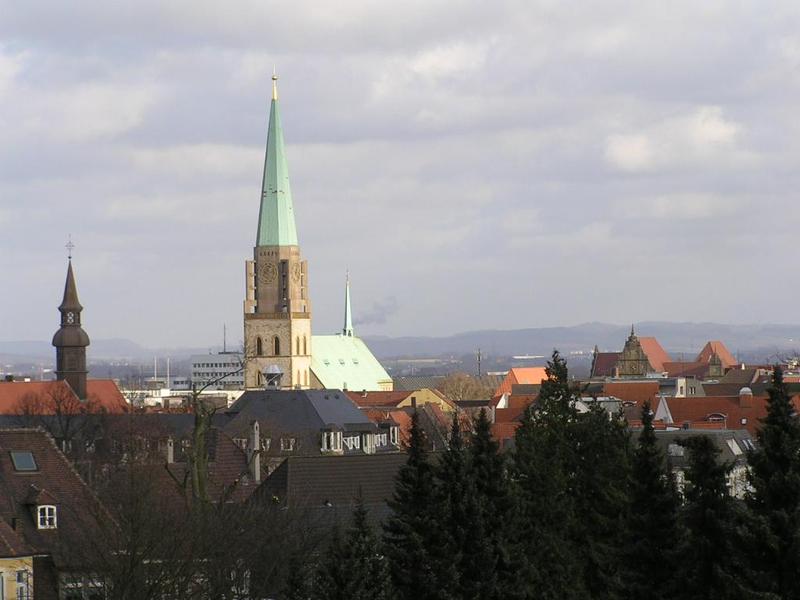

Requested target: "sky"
[{"left": 2, "top": 1, "right": 800, "bottom": 348}]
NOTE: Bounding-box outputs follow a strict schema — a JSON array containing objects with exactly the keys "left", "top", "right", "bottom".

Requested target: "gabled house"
[{"left": 0, "top": 429, "right": 109, "bottom": 599}]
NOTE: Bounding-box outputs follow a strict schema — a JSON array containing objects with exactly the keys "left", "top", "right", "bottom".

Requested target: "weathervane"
[{"left": 65, "top": 235, "right": 75, "bottom": 260}]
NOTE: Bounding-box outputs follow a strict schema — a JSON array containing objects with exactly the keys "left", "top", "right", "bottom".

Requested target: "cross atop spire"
[
  {"left": 343, "top": 271, "right": 354, "bottom": 337},
  {"left": 65, "top": 235, "right": 75, "bottom": 260}
]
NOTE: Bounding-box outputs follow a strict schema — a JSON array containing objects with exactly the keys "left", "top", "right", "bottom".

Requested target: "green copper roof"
[
  {"left": 311, "top": 334, "right": 392, "bottom": 391},
  {"left": 256, "top": 82, "right": 298, "bottom": 247}
]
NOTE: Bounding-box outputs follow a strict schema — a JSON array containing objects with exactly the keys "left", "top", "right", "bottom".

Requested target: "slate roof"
[
  {"left": 311, "top": 335, "right": 392, "bottom": 392},
  {"left": 651, "top": 429, "right": 753, "bottom": 469},
  {"left": 224, "top": 390, "right": 376, "bottom": 456},
  {"left": 0, "top": 429, "right": 106, "bottom": 566},
  {"left": 253, "top": 453, "right": 408, "bottom": 524}
]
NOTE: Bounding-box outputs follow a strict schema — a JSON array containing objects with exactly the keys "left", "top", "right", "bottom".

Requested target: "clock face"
[
  {"left": 259, "top": 262, "right": 278, "bottom": 284},
  {"left": 292, "top": 263, "right": 302, "bottom": 282},
  {"left": 66, "top": 312, "right": 75, "bottom": 324}
]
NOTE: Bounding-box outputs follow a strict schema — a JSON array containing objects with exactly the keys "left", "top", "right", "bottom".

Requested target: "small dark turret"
[{"left": 52, "top": 259, "right": 90, "bottom": 400}]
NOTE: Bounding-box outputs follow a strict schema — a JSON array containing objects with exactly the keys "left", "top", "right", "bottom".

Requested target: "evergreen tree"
[
  {"left": 284, "top": 552, "right": 315, "bottom": 600},
  {"left": 469, "top": 408, "right": 524, "bottom": 600},
  {"left": 677, "top": 435, "right": 754, "bottom": 600},
  {"left": 316, "top": 496, "right": 393, "bottom": 600},
  {"left": 746, "top": 366, "right": 800, "bottom": 599},
  {"left": 622, "top": 401, "right": 681, "bottom": 600},
  {"left": 383, "top": 411, "right": 450, "bottom": 600},
  {"left": 571, "top": 402, "right": 631, "bottom": 600},
  {"left": 512, "top": 350, "right": 584, "bottom": 599}
]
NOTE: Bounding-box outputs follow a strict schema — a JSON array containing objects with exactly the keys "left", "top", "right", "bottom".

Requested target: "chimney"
[
  {"left": 249, "top": 421, "right": 261, "bottom": 483},
  {"left": 739, "top": 387, "right": 753, "bottom": 408},
  {"left": 166, "top": 437, "right": 174, "bottom": 464}
]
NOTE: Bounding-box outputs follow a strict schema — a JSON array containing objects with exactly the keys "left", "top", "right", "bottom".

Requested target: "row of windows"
[
  {"left": 233, "top": 437, "right": 295, "bottom": 452},
  {"left": 255, "top": 336, "right": 309, "bottom": 356},
  {"left": 194, "top": 362, "right": 240, "bottom": 368}
]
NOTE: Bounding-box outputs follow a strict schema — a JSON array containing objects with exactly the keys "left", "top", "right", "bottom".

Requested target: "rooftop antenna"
[{"left": 223, "top": 323, "right": 227, "bottom": 353}]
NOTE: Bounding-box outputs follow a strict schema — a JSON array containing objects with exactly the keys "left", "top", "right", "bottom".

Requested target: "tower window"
[
  {"left": 256, "top": 337, "right": 263, "bottom": 356},
  {"left": 273, "top": 336, "right": 281, "bottom": 356},
  {"left": 303, "top": 336, "right": 307, "bottom": 355},
  {"left": 296, "top": 337, "right": 300, "bottom": 356}
]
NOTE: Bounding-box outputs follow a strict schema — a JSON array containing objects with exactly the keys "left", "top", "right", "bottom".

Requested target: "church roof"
[
  {"left": 256, "top": 75, "right": 298, "bottom": 247},
  {"left": 638, "top": 337, "right": 671, "bottom": 372},
  {"left": 58, "top": 260, "right": 82, "bottom": 312},
  {"left": 696, "top": 341, "right": 737, "bottom": 369},
  {"left": 311, "top": 335, "right": 392, "bottom": 392}
]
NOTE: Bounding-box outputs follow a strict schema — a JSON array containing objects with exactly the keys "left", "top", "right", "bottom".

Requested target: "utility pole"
[{"left": 477, "top": 348, "right": 482, "bottom": 378}]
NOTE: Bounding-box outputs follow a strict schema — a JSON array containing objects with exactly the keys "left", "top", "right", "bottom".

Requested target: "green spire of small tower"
[
  {"left": 256, "top": 72, "right": 298, "bottom": 247},
  {"left": 343, "top": 271, "right": 354, "bottom": 337}
]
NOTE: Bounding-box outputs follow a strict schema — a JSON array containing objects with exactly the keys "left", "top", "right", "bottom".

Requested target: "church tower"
[
  {"left": 52, "top": 257, "right": 90, "bottom": 399},
  {"left": 244, "top": 74, "right": 312, "bottom": 389}
]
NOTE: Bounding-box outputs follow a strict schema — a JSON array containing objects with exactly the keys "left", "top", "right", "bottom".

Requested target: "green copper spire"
[
  {"left": 256, "top": 73, "right": 298, "bottom": 247},
  {"left": 343, "top": 271, "right": 353, "bottom": 337}
]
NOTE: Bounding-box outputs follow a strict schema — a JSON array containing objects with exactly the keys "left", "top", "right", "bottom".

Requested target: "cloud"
[
  {"left": 604, "top": 106, "right": 746, "bottom": 172},
  {"left": 354, "top": 296, "right": 400, "bottom": 327}
]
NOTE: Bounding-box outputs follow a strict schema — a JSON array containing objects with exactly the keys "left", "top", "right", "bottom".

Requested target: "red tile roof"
[
  {"left": 346, "top": 391, "right": 410, "bottom": 408},
  {"left": 601, "top": 381, "right": 660, "bottom": 407},
  {"left": 696, "top": 341, "right": 737, "bottom": 369},
  {"left": 0, "top": 380, "right": 127, "bottom": 415},
  {"left": 653, "top": 394, "right": 800, "bottom": 435},
  {"left": 493, "top": 367, "right": 548, "bottom": 398},
  {"left": 638, "top": 337, "right": 671, "bottom": 372},
  {"left": 662, "top": 361, "right": 709, "bottom": 378},
  {"left": 591, "top": 352, "right": 620, "bottom": 377}
]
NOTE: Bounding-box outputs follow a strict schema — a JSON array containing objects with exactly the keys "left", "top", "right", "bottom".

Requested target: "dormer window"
[{"left": 38, "top": 505, "right": 57, "bottom": 529}]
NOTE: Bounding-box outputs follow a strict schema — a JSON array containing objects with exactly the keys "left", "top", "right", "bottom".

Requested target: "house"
[
  {"left": 652, "top": 387, "right": 800, "bottom": 436},
  {"left": 492, "top": 367, "right": 548, "bottom": 401},
  {"left": 651, "top": 429, "right": 753, "bottom": 498},
  {"left": 0, "top": 429, "right": 109, "bottom": 599},
  {"left": 222, "top": 390, "right": 397, "bottom": 472}
]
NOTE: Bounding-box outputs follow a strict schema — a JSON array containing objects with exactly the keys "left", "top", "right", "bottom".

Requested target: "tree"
[
  {"left": 677, "top": 435, "right": 755, "bottom": 600},
  {"left": 512, "top": 350, "right": 584, "bottom": 599},
  {"left": 571, "top": 402, "right": 631, "bottom": 600},
  {"left": 467, "top": 408, "right": 523, "bottom": 599},
  {"left": 383, "top": 411, "right": 449, "bottom": 600},
  {"left": 622, "top": 401, "right": 681, "bottom": 600},
  {"left": 316, "top": 496, "right": 393, "bottom": 600},
  {"left": 439, "top": 372, "right": 495, "bottom": 402},
  {"left": 746, "top": 365, "right": 800, "bottom": 598}
]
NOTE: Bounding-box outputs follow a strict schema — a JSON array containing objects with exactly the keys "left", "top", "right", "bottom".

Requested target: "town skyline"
[{"left": 4, "top": 2, "right": 800, "bottom": 347}]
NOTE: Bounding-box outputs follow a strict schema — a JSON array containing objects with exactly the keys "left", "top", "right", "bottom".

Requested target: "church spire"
[
  {"left": 343, "top": 271, "right": 354, "bottom": 337},
  {"left": 59, "top": 260, "right": 83, "bottom": 313},
  {"left": 256, "top": 72, "right": 299, "bottom": 247}
]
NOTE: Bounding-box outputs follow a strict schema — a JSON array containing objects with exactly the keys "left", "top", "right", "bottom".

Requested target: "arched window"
[
  {"left": 273, "top": 336, "right": 281, "bottom": 356},
  {"left": 303, "top": 336, "right": 307, "bottom": 355},
  {"left": 297, "top": 371, "right": 301, "bottom": 387},
  {"left": 296, "top": 336, "right": 300, "bottom": 356},
  {"left": 304, "top": 370, "right": 308, "bottom": 385},
  {"left": 256, "top": 337, "right": 263, "bottom": 356},
  {"left": 257, "top": 371, "right": 262, "bottom": 386}
]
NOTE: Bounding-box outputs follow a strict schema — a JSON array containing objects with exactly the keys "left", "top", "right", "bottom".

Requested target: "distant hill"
[
  {"left": 363, "top": 322, "right": 800, "bottom": 360},
  {"left": 3, "top": 322, "right": 800, "bottom": 364}
]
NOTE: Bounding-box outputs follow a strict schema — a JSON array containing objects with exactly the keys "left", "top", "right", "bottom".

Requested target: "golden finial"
[{"left": 272, "top": 66, "right": 278, "bottom": 101}]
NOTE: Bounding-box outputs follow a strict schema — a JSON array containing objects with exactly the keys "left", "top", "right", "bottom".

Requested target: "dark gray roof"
[
  {"left": 253, "top": 453, "right": 408, "bottom": 524},
  {"left": 651, "top": 429, "right": 753, "bottom": 469},
  {"left": 224, "top": 389, "right": 374, "bottom": 438}
]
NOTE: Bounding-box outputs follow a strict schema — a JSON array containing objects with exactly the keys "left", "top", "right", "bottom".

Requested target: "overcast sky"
[{"left": 2, "top": 1, "right": 800, "bottom": 348}]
